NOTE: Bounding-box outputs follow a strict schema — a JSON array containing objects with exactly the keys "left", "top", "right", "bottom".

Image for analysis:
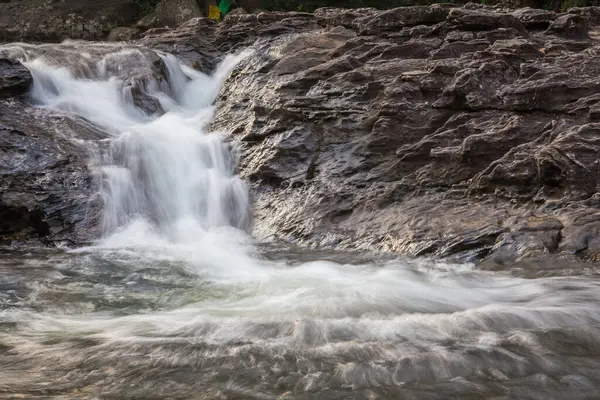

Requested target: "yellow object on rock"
[{"left": 208, "top": 4, "right": 221, "bottom": 21}]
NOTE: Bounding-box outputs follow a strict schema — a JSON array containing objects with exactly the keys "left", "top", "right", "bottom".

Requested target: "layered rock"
[
  {"left": 208, "top": 6, "right": 600, "bottom": 263},
  {"left": 0, "top": 44, "right": 175, "bottom": 245}
]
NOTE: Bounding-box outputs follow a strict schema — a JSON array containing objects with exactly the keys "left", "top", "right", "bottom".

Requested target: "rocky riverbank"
[
  {"left": 4, "top": 3, "right": 600, "bottom": 264},
  {"left": 212, "top": 5, "right": 600, "bottom": 264}
]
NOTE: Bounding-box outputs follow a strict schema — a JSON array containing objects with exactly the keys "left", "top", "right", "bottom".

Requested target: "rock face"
[
  {"left": 208, "top": 6, "right": 600, "bottom": 263},
  {"left": 0, "top": 46, "right": 172, "bottom": 246},
  {"left": 0, "top": 0, "right": 140, "bottom": 42}
]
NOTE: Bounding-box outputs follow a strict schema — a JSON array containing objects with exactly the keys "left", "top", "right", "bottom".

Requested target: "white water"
[{"left": 2, "top": 43, "right": 600, "bottom": 397}]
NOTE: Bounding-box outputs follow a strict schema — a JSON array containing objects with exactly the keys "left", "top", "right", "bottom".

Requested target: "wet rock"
[
  {"left": 155, "top": 0, "right": 202, "bottom": 28},
  {"left": 357, "top": 5, "right": 450, "bottom": 35},
  {"left": 137, "top": 13, "right": 159, "bottom": 31},
  {"left": 0, "top": 100, "right": 103, "bottom": 245},
  {"left": 209, "top": 5, "right": 600, "bottom": 263},
  {"left": 447, "top": 8, "right": 528, "bottom": 35},
  {"left": 568, "top": 6, "right": 600, "bottom": 26},
  {"left": 0, "top": 59, "right": 32, "bottom": 98},
  {"left": 5, "top": 4, "right": 600, "bottom": 262},
  {"left": 139, "top": 17, "right": 217, "bottom": 72}
]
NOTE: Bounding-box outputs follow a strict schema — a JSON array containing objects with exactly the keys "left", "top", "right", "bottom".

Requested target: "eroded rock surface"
[{"left": 208, "top": 5, "right": 600, "bottom": 263}]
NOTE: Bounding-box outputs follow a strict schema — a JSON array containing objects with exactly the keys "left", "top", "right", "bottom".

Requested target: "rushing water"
[{"left": 1, "top": 43, "right": 600, "bottom": 399}]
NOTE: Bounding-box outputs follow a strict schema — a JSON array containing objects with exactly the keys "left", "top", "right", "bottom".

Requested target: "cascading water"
[
  {"left": 13, "top": 43, "right": 251, "bottom": 242},
  {"left": 1, "top": 42, "right": 600, "bottom": 399}
]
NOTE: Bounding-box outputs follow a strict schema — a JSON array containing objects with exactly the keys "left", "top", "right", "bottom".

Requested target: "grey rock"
[{"left": 155, "top": 0, "right": 202, "bottom": 28}]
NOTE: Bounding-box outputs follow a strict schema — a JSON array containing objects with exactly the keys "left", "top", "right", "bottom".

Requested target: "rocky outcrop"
[
  {"left": 0, "top": 60, "right": 102, "bottom": 245},
  {"left": 207, "top": 6, "right": 600, "bottom": 263},
  {"left": 0, "top": 0, "right": 140, "bottom": 42}
]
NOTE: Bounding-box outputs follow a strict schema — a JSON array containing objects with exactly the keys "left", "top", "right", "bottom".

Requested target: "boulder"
[{"left": 155, "top": 0, "right": 202, "bottom": 28}]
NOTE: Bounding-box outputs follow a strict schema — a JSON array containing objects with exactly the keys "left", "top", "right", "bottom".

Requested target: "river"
[{"left": 0, "top": 42, "right": 599, "bottom": 400}]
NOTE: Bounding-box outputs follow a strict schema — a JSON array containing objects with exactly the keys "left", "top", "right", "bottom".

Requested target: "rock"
[
  {"left": 5, "top": 4, "right": 600, "bottom": 263},
  {"left": 0, "top": 100, "right": 103, "bottom": 245},
  {"left": 568, "top": 6, "right": 600, "bottom": 26},
  {"left": 155, "top": 0, "right": 202, "bottom": 28},
  {"left": 108, "top": 27, "right": 140, "bottom": 42},
  {"left": 546, "top": 14, "right": 589, "bottom": 39},
  {"left": 357, "top": 5, "right": 450, "bottom": 35},
  {"left": 315, "top": 7, "right": 379, "bottom": 28},
  {"left": 447, "top": 8, "right": 528, "bottom": 35},
  {"left": 207, "top": 5, "right": 600, "bottom": 263},
  {"left": 139, "top": 17, "right": 217, "bottom": 72},
  {"left": 0, "top": 59, "right": 32, "bottom": 98},
  {"left": 511, "top": 8, "right": 556, "bottom": 29},
  {"left": 137, "top": 13, "right": 159, "bottom": 31},
  {"left": 0, "top": 0, "right": 140, "bottom": 41}
]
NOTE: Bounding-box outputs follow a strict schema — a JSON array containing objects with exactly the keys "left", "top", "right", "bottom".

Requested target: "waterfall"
[{"left": 8, "top": 43, "right": 251, "bottom": 243}]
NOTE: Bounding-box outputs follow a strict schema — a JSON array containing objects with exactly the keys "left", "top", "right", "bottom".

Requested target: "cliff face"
[
  {"left": 4, "top": 4, "right": 600, "bottom": 263},
  {"left": 210, "top": 6, "right": 600, "bottom": 263}
]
